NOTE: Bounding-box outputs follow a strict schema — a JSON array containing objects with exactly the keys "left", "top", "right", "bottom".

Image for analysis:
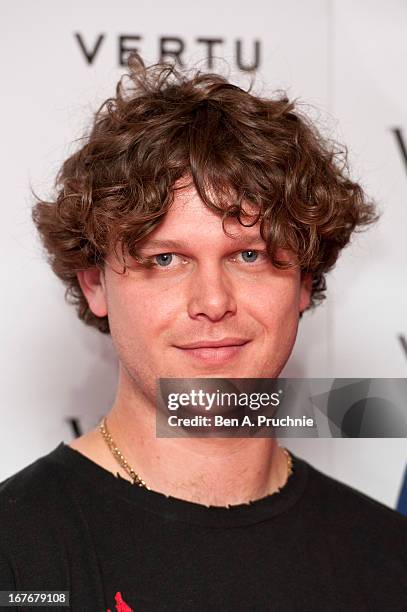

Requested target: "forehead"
[{"left": 145, "top": 184, "right": 263, "bottom": 246}]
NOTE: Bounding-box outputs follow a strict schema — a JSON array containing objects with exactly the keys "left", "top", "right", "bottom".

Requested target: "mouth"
[{"left": 173, "top": 338, "right": 251, "bottom": 364}]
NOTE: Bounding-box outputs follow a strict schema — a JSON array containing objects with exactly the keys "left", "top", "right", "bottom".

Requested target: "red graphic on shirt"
[{"left": 106, "top": 591, "right": 134, "bottom": 612}]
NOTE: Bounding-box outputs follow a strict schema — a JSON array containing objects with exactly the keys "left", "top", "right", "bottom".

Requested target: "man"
[{"left": 1, "top": 54, "right": 406, "bottom": 611}]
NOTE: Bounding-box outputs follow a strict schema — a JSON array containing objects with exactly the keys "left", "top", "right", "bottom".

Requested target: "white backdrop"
[{"left": 1, "top": 0, "right": 406, "bottom": 510}]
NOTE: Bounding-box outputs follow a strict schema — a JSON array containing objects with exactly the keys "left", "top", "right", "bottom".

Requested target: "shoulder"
[
  {"left": 300, "top": 456, "right": 407, "bottom": 551},
  {"left": 0, "top": 445, "right": 68, "bottom": 532},
  {"left": 306, "top": 459, "right": 406, "bottom": 521},
  {"left": 0, "top": 445, "right": 99, "bottom": 589},
  {"left": 0, "top": 446, "right": 73, "bottom": 584}
]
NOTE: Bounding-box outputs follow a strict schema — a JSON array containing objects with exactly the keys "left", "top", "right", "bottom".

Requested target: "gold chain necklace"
[
  {"left": 99, "top": 415, "right": 293, "bottom": 496},
  {"left": 99, "top": 416, "right": 150, "bottom": 489}
]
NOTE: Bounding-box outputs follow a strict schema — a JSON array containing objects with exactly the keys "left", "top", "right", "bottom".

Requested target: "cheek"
[
  {"left": 241, "top": 281, "right": 300, "bottom": 376},
  {"left": 243, "top": 275, "right": 301, "bottom": 321},
  {"left": 106, "top": 282, "right": 179, "bottom": 349}
]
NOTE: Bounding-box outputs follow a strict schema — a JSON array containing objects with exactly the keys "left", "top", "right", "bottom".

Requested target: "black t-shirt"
[{"left": 0, "top": 443, "right": 406, "bottom": 611}]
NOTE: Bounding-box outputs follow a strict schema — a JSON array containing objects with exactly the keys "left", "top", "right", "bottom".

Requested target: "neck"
[{"left": 100, "top": 376, "right": 289, "bottom": 508}]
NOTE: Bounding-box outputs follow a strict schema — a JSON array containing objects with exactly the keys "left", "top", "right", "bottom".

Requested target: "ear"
[
  {"left": 77, "top": 267, "right": 108, "bottom": 318},
  {"left": 299, "top": 272, "right": 313, "bottom": 313}
]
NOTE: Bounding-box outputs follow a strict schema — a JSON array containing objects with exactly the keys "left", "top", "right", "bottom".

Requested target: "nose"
[{"left": 187, "top": 261, "right": 237, "bottom": 322}]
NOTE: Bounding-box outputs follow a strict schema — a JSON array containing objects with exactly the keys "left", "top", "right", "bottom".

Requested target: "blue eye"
[
  {"left": 155, "top": 253, "right": 173, "bottom": 266},
  {"left": 241, "top": 250, "right": 258, "bottom": 263}
]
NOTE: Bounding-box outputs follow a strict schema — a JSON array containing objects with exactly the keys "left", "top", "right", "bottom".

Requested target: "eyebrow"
[{"left": 138, "top": 237, "right": 267, "bottom": 250}]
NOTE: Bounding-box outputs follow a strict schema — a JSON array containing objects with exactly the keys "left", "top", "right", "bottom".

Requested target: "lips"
[
  {"left": 174, "top": 338, "right": 251, "bottom": 364},
  {"left": 175, "top": 338, "right": 250, "bottom": 349}
]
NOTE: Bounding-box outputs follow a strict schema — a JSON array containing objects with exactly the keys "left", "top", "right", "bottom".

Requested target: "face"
[{"left": 78, "top": 184, "right": 311, "bottom": 404}]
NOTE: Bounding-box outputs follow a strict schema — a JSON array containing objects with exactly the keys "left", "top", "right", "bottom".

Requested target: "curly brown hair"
[{"left": 32, "top": 54, "right": 377, "bottom": 334}]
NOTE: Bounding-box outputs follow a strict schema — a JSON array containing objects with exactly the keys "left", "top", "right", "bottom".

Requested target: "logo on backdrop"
[
  {"left": 74, "top": 33, "right": 261, "bottom": 71},
  {"left": 67, "top": 417, "right": 83, "bottom": 438},
  {"left": 390, "top": 128, "right": 407, "bottom": 364},
  {"left": 397, "top": 465, "right": 407, "bottom": 517},
  {"left": 391, "top": 127, "right": 407, "bottom": 175}
]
